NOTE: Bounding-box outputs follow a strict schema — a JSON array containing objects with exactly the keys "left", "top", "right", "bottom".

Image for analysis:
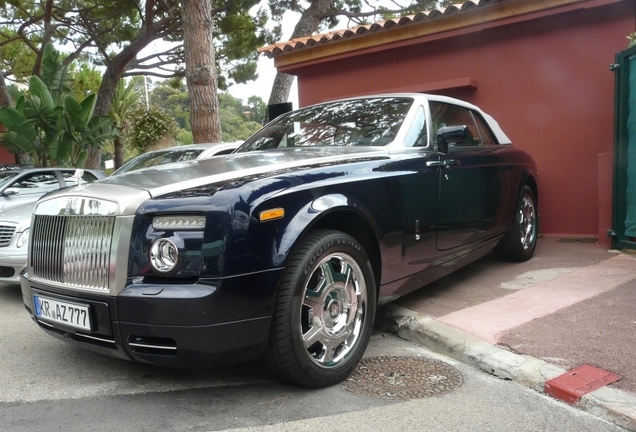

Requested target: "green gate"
[{"left": 613, "top": 45, "right": 636, "bottom": 250}]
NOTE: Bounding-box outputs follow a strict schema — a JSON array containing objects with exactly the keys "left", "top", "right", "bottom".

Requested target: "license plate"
[{"left": 33, "top": 295, "right": 91, "bottom": 332}]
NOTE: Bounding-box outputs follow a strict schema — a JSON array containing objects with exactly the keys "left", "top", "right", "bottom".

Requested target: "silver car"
[
  {"left": 0, "top": 166, "right": 105, "bottom": 212},
  {"left": 0, "top": 201, "right": 35, "bottom": 283}
]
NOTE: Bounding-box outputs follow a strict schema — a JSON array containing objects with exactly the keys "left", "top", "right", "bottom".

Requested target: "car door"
[
  {"left": 430, "top": 102, "right": 505, "bottom": 251},
  {"left": 394, "top": 104, "right": 443, "bottom": 274}
]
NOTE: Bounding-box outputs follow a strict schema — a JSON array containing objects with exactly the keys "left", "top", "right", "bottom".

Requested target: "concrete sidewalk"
[{"left": 376, "top": 237, "right": 636, "bottom": 431}]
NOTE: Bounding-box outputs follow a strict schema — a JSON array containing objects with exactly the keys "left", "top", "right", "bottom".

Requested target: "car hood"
[
  {"left": 0, "top": 201, "right": 36, "bottom": 231},
  {"left": 1, "top": 196, "right": 40, "bottom": 213},
  {"left": 34, "top": 147, "right": 390, "bottom": 216},
  {"left": 101, "top": 146, "right": 389, "bottom": 197}
]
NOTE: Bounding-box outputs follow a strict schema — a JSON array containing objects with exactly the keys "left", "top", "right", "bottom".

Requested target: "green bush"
[
  {"left": 0, "top": 43, "right": 114, "bottom": 167},
  {"left": 175, "top": 128, "right": 193, "bottom": 145},
  {"left": 127, "top": 105, "right": 179, "bottom": 153}
]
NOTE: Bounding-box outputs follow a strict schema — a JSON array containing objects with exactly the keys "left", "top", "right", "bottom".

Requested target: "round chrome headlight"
[{"left": 149, "top": 238, "right": 179, "bottom": 273}]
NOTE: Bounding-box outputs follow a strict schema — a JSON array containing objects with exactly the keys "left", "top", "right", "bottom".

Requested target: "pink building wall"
[{"left": 283, "top": 1, "right": 635, "bottom": 238}]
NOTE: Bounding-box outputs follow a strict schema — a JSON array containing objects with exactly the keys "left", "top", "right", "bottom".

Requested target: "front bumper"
[{"left": 21, "top": 269, "right": 282, "bottom": 368}]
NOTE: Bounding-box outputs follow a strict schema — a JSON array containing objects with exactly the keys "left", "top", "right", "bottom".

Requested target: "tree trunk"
[
  {"left": 267, "top": 0, "right": 334, "bottom": 109},
  {"left": 114, "top": 136, "right": 124, "bottom": 169},
  {"left": 84, "top": 1, "right": 159, "bottom": 169},
  {"left": 84, "top": 67, "right": 121, "bottom": 168},
  {"left": 268, "top": 72, "right": 296, "bottom": 108},
  {"left": 182, "top": 0, "right": 222, "bottom": 143},
  {"left": 0, "top": 73, "right": 18, "bottom": 163},
  {"left": 32, "top": 0, "right": 55, "bottom": 77},
  {"left": 0, "top": 73, "right": 11, "bottom": 108}
]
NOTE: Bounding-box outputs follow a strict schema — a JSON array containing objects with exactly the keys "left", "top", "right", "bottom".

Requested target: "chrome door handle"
[{"left": 426, "top": 159, "right": 459, "bottom": 168}]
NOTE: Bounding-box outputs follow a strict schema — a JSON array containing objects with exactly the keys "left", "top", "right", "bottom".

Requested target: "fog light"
[{"left": 149, "top": 238, "right": 179, "bottom": 273}]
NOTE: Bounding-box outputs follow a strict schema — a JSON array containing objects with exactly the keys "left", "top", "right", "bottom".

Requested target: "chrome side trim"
[
  {"left": 128, "top": 342, "right": 177, "bottom": 351},
  {"left": 75, "top": 333, "right": 117, "bottom": 344},
  {"left": 36, "top": 319, "right": 54, "bottom": 328},
  {"left": 36, "top": 319, "right": 116, "bottom": 344}
]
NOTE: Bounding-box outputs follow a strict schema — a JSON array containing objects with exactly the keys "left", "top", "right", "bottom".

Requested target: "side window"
[
  {"left": 11, "top": 172, "right": 59, "bottom": 195},
  {"left": 62, "top": 171, "right": 100, "bottom": 187},
  {"left": 403, "top": 106, "right": 427, "bottom": 147},
  {"left": 472, "top": 113, "right": 497, "bottom": 146},
  {"left": 430, "top": 102, "right": 481, "bottom": 147},
  {"left": 214, "top": 149, "right": 235, "bottom": 156}
]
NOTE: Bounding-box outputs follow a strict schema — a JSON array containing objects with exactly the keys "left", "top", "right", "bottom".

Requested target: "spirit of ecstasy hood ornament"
[{"left": 73, "top": 169, "right": 85, "bottom": 187}]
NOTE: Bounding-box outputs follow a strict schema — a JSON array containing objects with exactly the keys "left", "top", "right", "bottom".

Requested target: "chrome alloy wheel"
[
  {"left": 518, "top": 193, "right": 536, "bottom": 251},
  {"left": 300, "top": 253, "right": 367, "bottom": 368}
]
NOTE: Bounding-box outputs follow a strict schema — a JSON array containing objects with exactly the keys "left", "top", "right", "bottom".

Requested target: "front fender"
[
  {"left": 222, "top": 191, "right": 381, "bottom": 276},
  {"left": 275, "top": 193, "right": 382, "bottom": 267}
]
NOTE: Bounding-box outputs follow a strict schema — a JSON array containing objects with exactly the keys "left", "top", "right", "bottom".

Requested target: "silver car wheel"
[
  {"left": 301, "top": 253, "right": 367, "bottom": 368},
  {"left": 264, "top": 229, "right": 376, "bottom": 387}
]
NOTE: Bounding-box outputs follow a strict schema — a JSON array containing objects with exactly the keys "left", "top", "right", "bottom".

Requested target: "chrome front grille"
[
  {"left": 31, "top": 215, "right": 115, "bottom": 291},
  {"left": 0, "top": 224, "right": 16, "bottom": 247}
]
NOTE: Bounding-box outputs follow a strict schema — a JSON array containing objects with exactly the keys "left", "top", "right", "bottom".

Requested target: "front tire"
[
  {"left": 264, "top": 229, "right": 377, "bottom": 388},
  {"left": 497, "top": 184, "right": 538, "bottom": 261}
]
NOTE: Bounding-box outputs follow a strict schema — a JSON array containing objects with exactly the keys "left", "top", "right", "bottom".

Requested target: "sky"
[
  {"left": 228, "top": 8, "right": 301, "bottom": 108},
  {"left": 140, "top": 8, "right": 301, "bottom": 108},
  {"left": 229, "top": 1, "right": 392, "bottom": 107},
  {"left": 140, "top": 38, "right": 298, "bottom": 108},
  {"left": 230, "top": 53, "right": 299, "bottom": 108},
  {"left": 141, "top": 0, "right": 383, "bottom": 110}
]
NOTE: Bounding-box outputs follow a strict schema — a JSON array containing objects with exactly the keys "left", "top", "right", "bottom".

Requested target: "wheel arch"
[
  {"left": 308, "top": 209, "right": 382, "bottom": 294},
  {"left": 524, "top": 175, "right": 538, "bottom": 208},
  {"left": 272, "top": 199, "right": 383, "bottom": 298}
]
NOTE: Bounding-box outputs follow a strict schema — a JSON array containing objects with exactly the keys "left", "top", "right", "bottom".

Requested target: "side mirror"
[
  {"left": 3, "top": 187, "right": 19, "bottom": 196},
  {"left": 437, "top": 125, "right": 471, "bottom": 153}
]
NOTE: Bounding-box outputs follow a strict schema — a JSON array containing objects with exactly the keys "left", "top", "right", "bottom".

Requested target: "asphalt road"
[{"left": 0, "top": 283, "right": 626, "bottom": 432}]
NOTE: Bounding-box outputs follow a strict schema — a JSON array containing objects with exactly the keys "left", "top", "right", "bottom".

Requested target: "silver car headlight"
[
  {"left": 149, "top": 238, "right": 179, "bottom": 273},
  {"left": 16, "top": 228, "right": 29, "bottom": 249}
]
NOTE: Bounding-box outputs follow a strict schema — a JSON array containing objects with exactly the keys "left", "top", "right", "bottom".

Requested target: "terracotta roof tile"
[{"left": 259, "top": 0, "right": 499, "bottom": 57}]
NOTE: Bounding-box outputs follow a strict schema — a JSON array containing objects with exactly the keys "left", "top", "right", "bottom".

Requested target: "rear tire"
[
  {"left": 264, "top": 229, "right": 376, "bottom": 388},
  {"left": 496, "top": 185, "right": 537, "bottom": 262}
]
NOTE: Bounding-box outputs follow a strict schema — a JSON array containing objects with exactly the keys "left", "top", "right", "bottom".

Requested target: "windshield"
[{"left": 237, "top": 97, "right": 413, "bottom": 152}]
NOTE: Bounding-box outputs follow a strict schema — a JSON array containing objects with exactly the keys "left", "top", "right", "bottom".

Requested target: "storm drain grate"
[{"left": 342, "top": 356, "right": 462, "bottom": 399}]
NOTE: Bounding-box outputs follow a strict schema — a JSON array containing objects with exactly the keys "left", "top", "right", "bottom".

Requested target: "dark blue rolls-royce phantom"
[{"left": 21, "top": 94, "right": 538, "bottom": 388}]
